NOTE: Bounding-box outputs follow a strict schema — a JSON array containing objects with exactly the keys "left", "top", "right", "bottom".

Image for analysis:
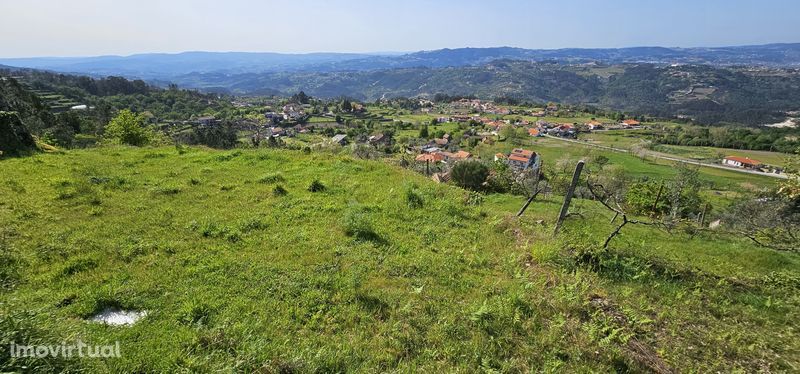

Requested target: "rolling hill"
[{"left": 2, "top": 43, "right": 799, "bottom": 80}]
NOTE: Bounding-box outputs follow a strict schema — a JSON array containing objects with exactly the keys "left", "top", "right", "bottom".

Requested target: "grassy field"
[
  {"left": 579, "top": 130, "right": 793, "bottom": 167},
  {"left": 1, "top": 146, "right": 798, "bottom": 372},
  {"left": 473, "top": 136, "right": 778, "bottom": 192},
  {"left": 650, "top": 144, "right": 792, "bottom": 167}
]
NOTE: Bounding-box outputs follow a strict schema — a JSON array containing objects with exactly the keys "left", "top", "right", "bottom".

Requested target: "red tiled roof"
[
  {"left": 511, "top": 148, "right": 534, "bottom": 158},
  {"left": 724, "top": 156, "right": 762, "bottom": 165},
  {"left": 508, "top": 155, "right": 530, "bottom": 163},
  {"left": 452, "top": 151, "right": 471, "bottom": 159},
  {"left": 622, "top": 119, "right": 640, "bottom": 125},
  {"left": 528, "top": 128, "right": 540, "bottom": 136},
  {"left": 416, "top": 153, "right": 445, "bottom": 162}
]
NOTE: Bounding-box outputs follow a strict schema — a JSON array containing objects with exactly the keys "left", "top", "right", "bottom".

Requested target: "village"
[{"left": 181, "top": 96, "right": 786, "bottom": 181}]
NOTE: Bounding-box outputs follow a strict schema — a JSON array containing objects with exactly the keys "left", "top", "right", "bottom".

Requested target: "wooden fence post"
[{"left": 553, "top": 160, "right": 585, "bottom": 236}]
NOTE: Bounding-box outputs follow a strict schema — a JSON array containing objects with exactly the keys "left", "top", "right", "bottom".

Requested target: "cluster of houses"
[
  {"left": 448, "top": 99, "right": 512, "bottom": 115},
  {"left": 264, "top": 102, "right": 310, "bottom": 122}
]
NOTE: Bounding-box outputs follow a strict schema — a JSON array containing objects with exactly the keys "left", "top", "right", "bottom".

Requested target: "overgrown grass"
[{"left": 0, "top": 145, "right": 797, "bottom": 372}]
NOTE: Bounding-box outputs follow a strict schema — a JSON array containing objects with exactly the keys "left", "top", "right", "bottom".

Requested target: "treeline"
[
  {"left": 0, "top": 71, "right": 249, "bottom": 152},
  {"left": 1, "top": 69, "right": 238, "bottom": 122},
  {"left": 26, "top": 73, "right": 150, "bottom": 96},
  {"left": 650, "top": 125, "right": 800, "bottom": 153}
]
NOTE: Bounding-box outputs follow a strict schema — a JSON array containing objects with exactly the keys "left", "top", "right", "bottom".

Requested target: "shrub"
[
  {"left": 405, "top": 187, "right": 424, "bottom": 208},
  {"left": 272, "top": 185, "right": 288, "bottom": 196},
  {"left": 464, "top": 191, "right": 484, "bottom": 206},
  {"left": 258, "top": 173, "right": 285, "bottom": 184},
  {"left": 186, "top": 122, "right": 238, "bottom": 149},
  {"left": 103, "top": 110, "right": 155, "bottom": 146},
  {"left": 451, "top": 160, "right": 490, "bottom": 191},
  {"left": 308, "top": 179, "right": 326, "bottom": 192},
  {"left": 0, "top": 111, "right": 36, "bottom": 156}
]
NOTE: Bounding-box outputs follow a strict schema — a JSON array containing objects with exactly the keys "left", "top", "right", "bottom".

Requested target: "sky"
[{"left": 1, "top": 0, "right": 799, "bottom": 58}]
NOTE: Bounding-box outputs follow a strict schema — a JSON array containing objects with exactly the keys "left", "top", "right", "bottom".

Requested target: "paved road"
[{"left": 541, "top": 134, "right": 788, "bottom": 179}]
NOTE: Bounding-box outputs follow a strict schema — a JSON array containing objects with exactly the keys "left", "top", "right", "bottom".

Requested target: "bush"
[
  {"left": 186, "top": 122, "right": 238, "bottom": 149},
  {"left": 308, "top": 179, "right": 325, "bottom": 192},
  {"left": 272, "top": 185, "right": 288, "bottom": 196},
  {"left": 0, "top": 111, "right": 36, "bottom": 156},
  {"left": 103, "top": 110, "right": 155, "bottom": 146},
  {"left": 258, "top": 173, "right": 285, "bottom": 184},
  {"left": 405, "top": 187, "right": 424, "bottom": 208},
  {"left": 451, "top": 160, "right": 489, "bottom": 191}
]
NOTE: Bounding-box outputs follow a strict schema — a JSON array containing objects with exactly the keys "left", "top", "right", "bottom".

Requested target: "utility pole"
[{"left": 553, "top": 160, "right": 585, "bottom": 236}]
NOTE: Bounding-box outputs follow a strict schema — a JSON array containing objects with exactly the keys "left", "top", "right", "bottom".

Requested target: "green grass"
[
  {"left": 0, "top": 146, "right": 798, "bottom": 372},
  {"left": 473, "top": 137, "right": 778, "bottom": 191},
  {"left": 580, "top": 131, "right": 793, "bottom": 167},
  {"left": 650, "top": 144, "right": 792, "bottom": 167}
]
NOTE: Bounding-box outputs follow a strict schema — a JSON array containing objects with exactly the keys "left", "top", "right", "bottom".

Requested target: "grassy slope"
[{"left": 1, "top": 146, "right": 798, "bottom": 372}]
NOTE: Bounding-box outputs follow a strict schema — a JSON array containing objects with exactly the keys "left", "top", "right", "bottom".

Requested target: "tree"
[
  {"left": 290, "top": 91, "right": 311, "bottom": 104},
  {"left": 187, "top": 122, "right": 238, "bottom": 149},
  {"left": 419, "top": 124, "right": 429, "bottom": 139},
  {"left": 0, "top": 111, "right": 36, "bottom": 156},
  {"left": 451, "top": 160, "right": 489, "bottom": 191},
  {"left": 500, "top": 125, "right": 516, "bottom": 142},
  {"left": 341, "top": 100, "right": 352, "bottom": 113},
  {"left": 103, "top": 109, "right": 153, "bottom": 146}
]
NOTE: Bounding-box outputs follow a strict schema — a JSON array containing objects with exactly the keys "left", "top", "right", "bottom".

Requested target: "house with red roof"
[
  {"left": 722, "top": 156, "right": 763, "bottom": 169},
  {"left": 585, "top": 120, "right": 604, "bottom": 130},
  {"left": 621, "top": 119, "right": 641, "bottom": 127},
  {"left": 415, "top": 153, "right": 446, "bottom": 163},
  {"left": 506, "top": 148, "right": 540, "bottom": 172}
]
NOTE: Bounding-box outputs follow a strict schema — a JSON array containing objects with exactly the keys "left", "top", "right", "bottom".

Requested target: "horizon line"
[{"left": 1, "top": 41, "right": 799, "bottom": 60}]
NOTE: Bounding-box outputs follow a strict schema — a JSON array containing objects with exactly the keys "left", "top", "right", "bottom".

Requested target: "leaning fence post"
[{"left": 553, "top": 160, "right": 585, "bottom": 236}]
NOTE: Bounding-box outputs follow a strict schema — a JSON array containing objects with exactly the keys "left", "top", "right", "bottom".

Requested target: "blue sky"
[{"left": 1, "top": 0, "right": 798, "bottom": 57}]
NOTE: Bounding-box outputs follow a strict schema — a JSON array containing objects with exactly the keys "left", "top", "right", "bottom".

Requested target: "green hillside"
[
  {"left": 1, "top": 146, "right": 798, "bottom": 372},
  {"left": 174, "top": 61, "right": 800, "bottom": 125}
]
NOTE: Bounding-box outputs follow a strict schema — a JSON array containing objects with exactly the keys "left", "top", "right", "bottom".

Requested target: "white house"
[{"left": 722, "top": 156, "right": 762, "bottom": 169}]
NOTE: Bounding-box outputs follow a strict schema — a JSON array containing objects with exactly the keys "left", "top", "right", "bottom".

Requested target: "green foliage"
[
  {"left": 272, "top": 184, "right": 288, "bottom": 196},
  {"left": 652, "top": 125, "right": 800, "bottom": 154},
  {"left": 0, "top": 111, "right": 36, "bottom": 156},
  {"left": 418, "top": 124, "right": 429, "bottom": 139},
  {"left": 404, "top": 185, "right": 424, "bottom": 208},
  {"left": 103, "top": 109, "right": 154, "bottom": 146},
  {"left": 186, "top": 122, "right": 238, "bottom": 149},
  {"left": 258, "top": 172, "right": 285, "bottom": 184},
  {"left": 626, "top": 181, "right": 668, "bottom": 216},
  {"left": 451, "top": 160, "right": 489, "bottom": 191},
  {"left": 308, "top": 179, "right": 325, "bottom": 192}
]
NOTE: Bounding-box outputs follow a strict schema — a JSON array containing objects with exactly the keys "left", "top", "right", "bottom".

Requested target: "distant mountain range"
[
  {"left": 2, "top": 44, "right": 800, "bottom": 126},
  {"left": 2, "top": 43, "right": 800, "bottom": 81}
]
